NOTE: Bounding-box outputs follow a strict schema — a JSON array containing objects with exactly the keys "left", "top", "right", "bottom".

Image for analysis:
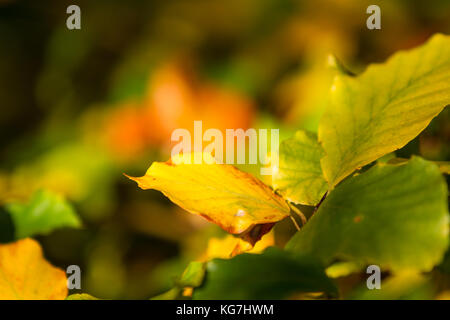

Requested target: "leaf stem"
[
  {"left": 289, "top": 215, "right": 301, "bottom": 231},
  {"left": 288, "top": 203, "right": 307, "bottom": 226},
  {"left": 313, "top": 191, "right": 328, "bottom": 215}
]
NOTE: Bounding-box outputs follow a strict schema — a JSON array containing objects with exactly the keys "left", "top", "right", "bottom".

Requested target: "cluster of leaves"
[
  {"left": 0, "top": 191, "right": 98, "bottom": 300},
  {"left": 128, "top": 34, "right": 450, "bottom": 299},
  {"left": 0, "top": 33, "right": 449, "bottom": 300},
  {"left": 0, "top": 190, "right": 81, "bottom": 299}
]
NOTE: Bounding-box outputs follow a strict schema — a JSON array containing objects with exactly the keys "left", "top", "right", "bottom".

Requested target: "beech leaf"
[
  {"left": 5, "top": 189, "right": 81, "bottom": 239},
  {"left": 272, "top": 130, "right": 327, "bottom": 205},
  {"left": 193, "top": 247, "right": 337, "bottom": 299},
  {"left": 0, "top": 238, "right": 68, "bottom": 300},
  {"left": 320, "top": 34, "right": 450, "bottom": 187},
  {"left": 287, "top": 157, "right": 449, "bottom": 272},
  {"left": 127, "top": 153, "right": 290, "bottom": 244}
]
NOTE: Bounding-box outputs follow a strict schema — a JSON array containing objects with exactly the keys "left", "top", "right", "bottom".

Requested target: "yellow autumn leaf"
[
  {"left": 127, "top": 153, "right": 290, "bottom": 244},
  {"left": 200, "top": 232, "right": 275, "bottom": 261},
  {"left": 0, "top": 238, "right": 68, "bottom": 300},
  {"left": 320, "top": 33, "right": 450, "bottom": 187}
]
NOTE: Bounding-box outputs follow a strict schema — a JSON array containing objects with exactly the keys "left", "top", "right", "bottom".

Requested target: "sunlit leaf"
[
  {"left": 387, "top": 157, "right": 450, "bottom": 174},
  {"left": 200, "top": 232, "right": 274, "bottom": 261},
  {"left": 287, "top": 157, "right": 449, "bottom": 272},
  {"left": 127, "top": 153, "right": 290, "bottom": 244},
  {"left": 0, "top": 238, "right": 67, "bottom": 299},
  {"left": 151, "top": 261, "right": 206, "bottom": 300},
  {"left": 320, "top": 34, "right": 450, "bottom": 187},
  {"left": 177, "top": 261, "right": 206, "bottom": 288},
  {"left": 325, "top": 261, "right": 363, "bottom": 278},
  {"left": 5, "top": 189, "right": 81, "bottom": 239},
  {"left": 193, "top": 247, "right": 337, "bottom": 299},
  {"left": 272, "top": 130, "right": 327, "bottom": 205},
  {"left": 66, "top": 293, "right": 99, "bottom": 300}
]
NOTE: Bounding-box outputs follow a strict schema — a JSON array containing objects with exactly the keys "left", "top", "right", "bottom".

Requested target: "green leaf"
[
  {"left": 150, "top": 288, "right": 181, "bottom": 300},
  {"left": 286, "top": 157, "right": 449, "bottom": 272},
  {"left": 320, "top": 34, "right": 450, "bottom": 187},
  {"left": 325, "top": 261, "right": 363, "bottom": 278},
  {"left": 387, "top": 157, "right": 450, "bottom": 174},
  {"left": 193, "top": 247, "right": 337, "bottom": 299},
  {"left": 5, "top": 189, "right": 82, "bottom": 239},
  {"left": 272, "top": 130, "right": 327, "bottom": 206},
  {"left": 66, "top": 293, "right": 99, "bottom": 300},
  {"left": 150, "top": 261, "right": 206, "bottom": 300},
  {"left": 177, "top": 261, "right": 206, "bottom": 288}
]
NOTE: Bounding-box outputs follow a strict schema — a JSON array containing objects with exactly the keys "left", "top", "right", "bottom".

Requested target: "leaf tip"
[{"left": 124, "top": 173, "right": 144, "bottom": 187}]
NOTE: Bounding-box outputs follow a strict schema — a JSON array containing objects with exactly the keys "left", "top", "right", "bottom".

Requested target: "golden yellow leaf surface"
[
  {"left": 0, "top": 238, "right": 68, "bottom": 300},
  {"left": 200, "top": 232, "right": 275, "bottom": 260},
  {"left": 127, "top": 153, "right": 290, "bottom": 240}
]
